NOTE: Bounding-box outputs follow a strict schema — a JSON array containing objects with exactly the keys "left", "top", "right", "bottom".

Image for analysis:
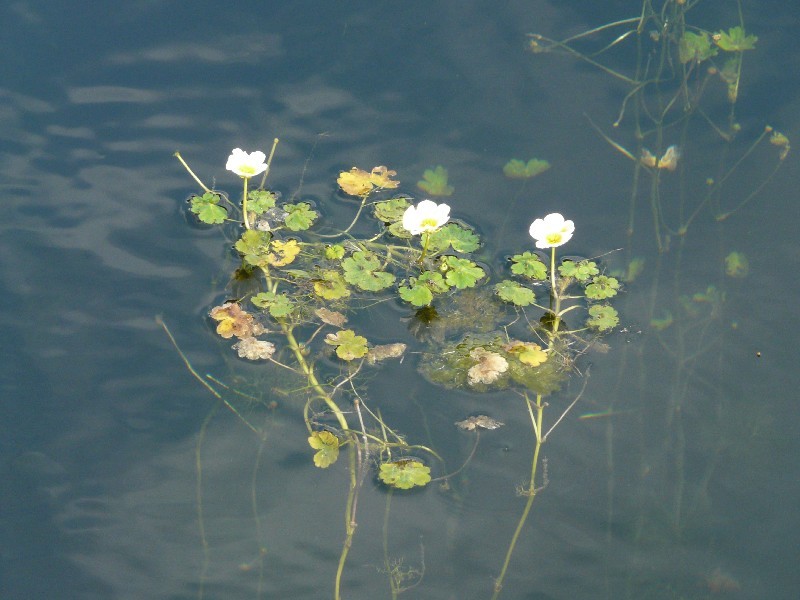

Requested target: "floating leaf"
[
  {"left": 503, "top": 158, "right": 550, "bottom": 179},
  {"left": 338, "top": 166, "right": 399, "bottom": 196},
  {"left": 587, "top": 305, "right": 619, "bottom": 332},
  {"left": 467, "top": 347, "right": 509, "bottom": 386},
  {"left": 417, "top": 165, "right": 454, "bottom": 196},
  {"left": 442, "top": 256, "right": 484, "bottom": 289},
  {"left": 232, "top": 337, "right": 276, "bottom": 360},
  {"left": 235, "top": 229, "right": 273, "bottom": 267},
  {"left": 308, "top": 430, "right": 340, "bottom": 468},
  {"left": 251, "top": 291, "right": 294, "bottom": 319},
  {"left": 283, "top": 202, "right": 318, "bottom": 231},
  {"left": 315, "top": 307, "right": 347, "bottom": 328},
  {"left": 714, "top": 26, "right": 757, "bottom": 52},
  {"left": 324, "top": 244, "right": 346, "bottom": 260},
  {"left": 366, "top": 343, "right": 406, "bottom": 364},
  {"left": 558, "top": 259, "right": 599, "bottom": 282},
  {"left": 399, "top": 282, "right": 433, "bottom": 307},
  {"left": 378, "top": 460, "right": 431, "bottom": 489},
  {"left": 399, "top": 271, "right": 448, "bottom": 307},
  {"left": 209, "top": 303, "right": 261, "bottom": 339},
  {"left": 247, "top": 189, "right": 278, "bottom": 214},
  {"left": 495, "top": 280, "right": 536, "bottom": 307},
  {"left": 387, "top": 220, "right": 413, "bottom": 239},
  {"left": 505, "top": 341, "right": 548, "bottom": 366},
  {"left": 313, "top": 270, "right": 351, "bottom": 300},
  {"left": 373, "top": 197, "right": 411, "bottom": 223},
  {"left": 585, "top": 275, "right": 620, "bottom": 300},
  {"left": 679, "top": 31, "right": 717, "bottom": 64},
  {"left": 427, "top": 223, "right": 480, "bottom": 253},
  {"left": 510, "top": 251, "right": 548, "bottom": 280},
  {"left": 724, "top": 251, "right": 749, "bottom": 278},
  {"left": 342, "top": 251, "right": 395, "bottom": 291},
  {"left": 367, "top": 166, "right": 400, "bottom": 190},
  {"left": 325, "top": 329, "right": 369, "bottom": 361},
  {"left": 190, "top": 192, "right": 227, "bottom": 224},
  {"left": 455, "top": 415, "right": 504, "bottom": 431},
  {"left": 267, "top": 239, "right": 301, "bottom": 267}
]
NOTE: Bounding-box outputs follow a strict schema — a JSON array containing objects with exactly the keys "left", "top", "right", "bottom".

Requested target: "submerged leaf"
[
  {"left": 232, "top": 337, "right": 276, "bottom": 360},
  {"left": 455, "top": 415, "right": 504, "bottom": 431},
  {"left": 366, "top": 343, "right": 407, "bottom": 364},
  {"left": 502, "top": 158, "right": 550, "bottom": 179},
  {"left": 467, "top": 347, "right": 509, "bottom": 385},
  {"left": 417, "top": 165, "right": 454, "bottom": 196},
  {"left": 315, "top": 307, "right": 347, "bottom": 327},
  {"left": 714, "top": 26, "right": 757, "bottom": 52},
  {"left": 679, "top": 31, "right": 717, "bottom": 64},
  {"left": 308, "top": 430, "right": 340, "bottom": 468},
  {"left": 724, "top": 251, "right": 749, "bottom": 278}
]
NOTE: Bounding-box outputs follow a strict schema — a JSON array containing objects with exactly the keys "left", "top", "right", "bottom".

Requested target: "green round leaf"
[
  {"left": 510, "top": 252, "right": 547, "bottom": 280},
  {"left": 495, "top": 280, "right": 536, "bottom": 307},
  {"left": 378, "top": 460, "right": 431, "bottom": 489}
]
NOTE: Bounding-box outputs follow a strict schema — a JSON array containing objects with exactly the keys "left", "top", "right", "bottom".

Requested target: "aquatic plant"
[{"left": 173, "top": 141, "right": 619, "bottom": 599}]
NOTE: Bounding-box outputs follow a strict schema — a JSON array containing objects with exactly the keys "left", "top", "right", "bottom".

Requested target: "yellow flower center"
[
  {"left": 420, "top": 218, "right": 439, "bottom": 230},
  {"left": 546, "top": 233, "right": 563, "bottom": 245}
]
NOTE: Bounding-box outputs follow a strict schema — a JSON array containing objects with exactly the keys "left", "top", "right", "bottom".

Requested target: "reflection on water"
[{"left": 1, "top": 1, "right": 799, "bottom": 599}]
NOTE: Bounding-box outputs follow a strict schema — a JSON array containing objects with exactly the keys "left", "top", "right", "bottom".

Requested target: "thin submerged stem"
[{"left": 491, "top": 393, "right": 544, "bottom": 599}]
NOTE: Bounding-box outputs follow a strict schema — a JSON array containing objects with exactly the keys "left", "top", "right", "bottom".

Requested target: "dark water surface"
[{"left": 2, "top": 1, "right": 799, "bottom": 599}]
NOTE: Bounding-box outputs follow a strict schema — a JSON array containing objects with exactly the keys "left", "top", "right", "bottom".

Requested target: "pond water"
[{"left": 2, "top": 1, "right": 799, "bottom": 599}]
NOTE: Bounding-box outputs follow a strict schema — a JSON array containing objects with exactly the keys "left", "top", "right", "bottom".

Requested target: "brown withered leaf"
[
  {"left": 315, "top": 307, "right": 347, "bottom": 328},
  {"left": 467, "top": 347, "right": 508, "bottom": 385},
  {"left": 209, "top": 302, "right": 259, "bottom": 339},
  {"left": 455, "top": 415, "right": 504, "bottom": 431},
  {"left": 366, "top": 343, "right": 407, "bottom": 364},
  {"left": 337, "top": 166, "right": 399, "bottom": 197},
  {"left": 232, "top": 337, "right": 276, "bottom": 360}
]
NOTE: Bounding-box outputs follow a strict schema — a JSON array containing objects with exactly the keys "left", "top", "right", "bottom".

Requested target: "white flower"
[
  {"left": 226, "top": 148, "right": 268, "bottom": 178},
  {"left": 528, "top": 213, "right": 574, "bottom": 248},
  {"left": 402, "top": 199, "right": 450, "bottom": 235}
]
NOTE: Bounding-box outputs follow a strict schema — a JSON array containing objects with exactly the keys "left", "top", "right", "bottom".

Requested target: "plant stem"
[
  {"left": 242, "top": 177, "right": 251, "bottom": 230},
  {"left": 174, "top": 151, "right": 211, "bottom": 193},
  {"left": 491, "top": 394, "right": 544, "bottom": 599},
  {"left": 418, "top": 232, "right": 431, "bottom": 263}
]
